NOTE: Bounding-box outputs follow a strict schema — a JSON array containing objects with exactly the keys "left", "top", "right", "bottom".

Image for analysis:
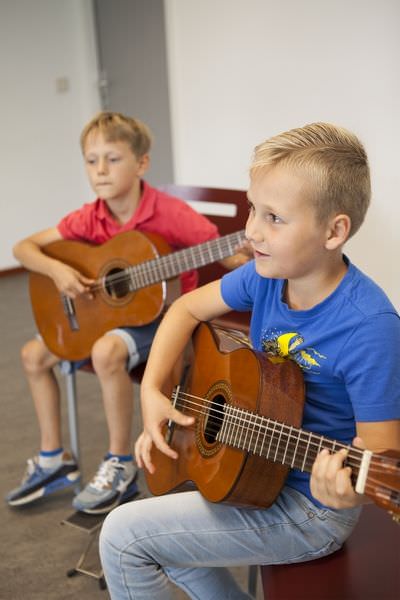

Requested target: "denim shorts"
[{"left": 59, "top": 318, "right": 161, "bottom": 375}]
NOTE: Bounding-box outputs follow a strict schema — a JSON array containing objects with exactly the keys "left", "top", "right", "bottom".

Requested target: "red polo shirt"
[{"left": 57, "top": 181, "right": 219, "bottom": 292}]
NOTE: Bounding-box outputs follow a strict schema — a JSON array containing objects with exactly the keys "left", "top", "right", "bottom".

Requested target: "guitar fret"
[
  {"left": 253, "top": 414, "right": 263, "bottom": 455},
  {"left": 281, "top": 426, "right": 292, "bottom": 465},
  {"left": 300, "top": 431, "right": 312, "bottom": 471},
  {"left": 142, "top": 264, "right": 150, "bottom": 287},
  {"left": 151, "top": 260, "right": 162, "bottom": 283},
  {"left": 248, "top": 413, "right": 257, "bottom": 453},
  {"left": 290, "top": 430, "right": 300, "bottom": 468},
  {"left": 237, "top": 408, "right": 246, "bottom": 449},
  {"left": 233, "top": 407, "right": 243, "bottom": 448},
  {"left": 135, "top": 265, "right": 143, "bottom": 288},
  {"left": 232, "top": 407, "right": 240, "bottom": 447},
  {"left": 162, "top": 257, "right": 173, "bottom": 279},
  {"left": 183, "top": 250, "right": 191, "bottom": 270},
  {"left": 241, "top": 409, "right": 249, "bottom": 450},
  {"left": 226, "top": 405, "right": 235, "bottom": 446},
  {"left": 140, "top": 264, "right": 150, "bottom": 287},
  {"left": 226, "top": 239, "right": 234, "bottom": 257},
  {"left": 198, "top": 245, "right": 208, "bottom": 266},
  {"left": 128, "top": 266, "right": 136, "bottom": 290},
  {"left": 266, "top": 421, "right": 276, "bottom": 459},
  {"left": 273, "top": 423, "right": 284, "bottom": 462},
  {"left": 221, "top": 404, "right": 230, "bottom": 444},
  {"left": 129, "top": 230, "right": 245, "bottom": 287},
  {"left": 258, "top": 417, "right": 269, "bottom": 456}
]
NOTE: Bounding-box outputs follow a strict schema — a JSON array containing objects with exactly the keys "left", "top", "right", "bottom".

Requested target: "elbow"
[{"left": 12, "top": 241, "right": 22, "bottom": 261}]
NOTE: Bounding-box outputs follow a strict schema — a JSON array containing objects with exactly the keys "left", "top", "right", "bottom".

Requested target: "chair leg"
[
  {"left": 64, "top": 366, "right": 82, "bottom": 490},
  {"left": 248, "top": 564, "right": 258, "bottom": 598}
]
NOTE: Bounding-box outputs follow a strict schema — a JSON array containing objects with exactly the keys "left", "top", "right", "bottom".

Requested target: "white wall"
[
  {"left": 0, "top": 0, "right": 100, "bottom": 270},
  {"left": 165, "top": 0, "right": 400, "bottom": 309},
  {"left": 2, "top": 0, "right": 399, "bottom": 311}
]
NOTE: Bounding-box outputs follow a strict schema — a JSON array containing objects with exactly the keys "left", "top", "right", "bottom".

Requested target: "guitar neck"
[
  {"left": 127, "top": 230, "right": 245, "bottom": 289},
  {"left": 216, "top": 404, "right": 365, "bottom": 483}
]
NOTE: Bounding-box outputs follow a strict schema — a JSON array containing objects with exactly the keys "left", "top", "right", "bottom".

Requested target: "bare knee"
[
  {"left": 21, "top": 338, "right": 56, "bottom": 375},
  {"left": 91, "top": 334, "right": 127, "bottom": 377}
]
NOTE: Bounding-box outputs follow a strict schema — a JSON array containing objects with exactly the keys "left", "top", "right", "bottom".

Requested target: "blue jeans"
[{"left": 99, "top": 487, "right": 361, "bottom": 599}]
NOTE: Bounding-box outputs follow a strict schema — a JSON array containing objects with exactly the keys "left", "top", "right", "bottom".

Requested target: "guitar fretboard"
[
  {"left": 123, "top": 230, "right": 245, "bottom": 290},
  {"left": 216, "top": 403, "right": 363, "bottom": 477}
]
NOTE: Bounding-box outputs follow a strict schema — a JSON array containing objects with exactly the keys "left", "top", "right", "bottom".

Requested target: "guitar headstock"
[{"left": 365, "top": 449, "right": 400, "bottom": 523}]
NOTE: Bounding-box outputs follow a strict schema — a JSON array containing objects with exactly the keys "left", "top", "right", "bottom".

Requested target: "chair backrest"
[{"left": 158, "top": 184, "right": 248, "bottom": 287}]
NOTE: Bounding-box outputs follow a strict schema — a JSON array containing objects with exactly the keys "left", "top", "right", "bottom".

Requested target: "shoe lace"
[
  {"left": 22, "top": 457, "right": 40, "bottom": 483},
  {"left": 91, "top": 457, "right": 124, "bottom": 490}
]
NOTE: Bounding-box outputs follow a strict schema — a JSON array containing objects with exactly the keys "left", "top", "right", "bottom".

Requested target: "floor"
[{"left": 0, "top": 271, "right": 262, "bottom": 599}]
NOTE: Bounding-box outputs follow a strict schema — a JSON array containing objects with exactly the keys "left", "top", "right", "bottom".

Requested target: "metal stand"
[
  {"left": 61, "top": 511, "right": 107, "bottom": 590},
  {"left": 61, "top": 486, "right": 144, "bottom": 590}
]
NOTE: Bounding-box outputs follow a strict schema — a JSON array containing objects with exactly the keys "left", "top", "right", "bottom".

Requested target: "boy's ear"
[
  {"left": 325, "top": 213, "right": 351, "bottom": 250},
  {"left": 138, "top": 153, "right": 150, "bottom": 176}
]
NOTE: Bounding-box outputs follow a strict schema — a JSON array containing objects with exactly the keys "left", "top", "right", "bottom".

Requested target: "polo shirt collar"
[{"left": 96, "top": 180, "right": 157, "bottom": 227}]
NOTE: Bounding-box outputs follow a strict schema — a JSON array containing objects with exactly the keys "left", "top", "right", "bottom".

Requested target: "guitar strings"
[
  {"left": 165, "top": 412, "right": 394, "bottom": 506},
  {"left": 175, "top": 390, "right": 361, "bottom": 460},
  {"left": 171, "top": 393, "right": 399, "bottom": 503},
  {"left": 175, "top": 408, "right": 394, "bottom": 503},
  {"left": 173, "top": 391, "right": 397, "bottom": 474},
  {"left": 86, "top": 232, "right": 245, "bottom": 292}
]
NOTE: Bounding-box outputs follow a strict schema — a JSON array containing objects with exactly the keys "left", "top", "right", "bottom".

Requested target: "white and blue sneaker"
[
  {"left": 72, "top": 456, "right": 137, "bottom": 514},
  {"left": 6, "top": 452, "right": 80, "bottom": 507}
]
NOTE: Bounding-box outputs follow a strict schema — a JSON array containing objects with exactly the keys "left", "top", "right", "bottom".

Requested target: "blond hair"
[
  {"left": 80, "top": 111, "right": 152, "bottom": 158},
  {"left": 250, "top": 122, "right": 371, "bottom": 237}
]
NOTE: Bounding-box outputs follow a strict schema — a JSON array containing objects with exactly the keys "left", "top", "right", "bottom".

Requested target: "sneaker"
[
  {"left": 6, "top": 452, "right": 80, "bottom": 507},
  {"left": 72, "top": 456, "right": 137, "bottom": 514}
]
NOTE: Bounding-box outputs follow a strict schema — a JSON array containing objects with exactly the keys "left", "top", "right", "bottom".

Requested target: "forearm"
[
  {"left": 142, "top": 280, "right": 230, "bottom": 395},
  {"left": 13, "top": 230, "right": 94, "bottom": 297},
  {"left": 141, "top": 298, "right": 200, "bottom": 393},
  {"left": 13, "top": 239, "right": 60, "bottom": 276}
]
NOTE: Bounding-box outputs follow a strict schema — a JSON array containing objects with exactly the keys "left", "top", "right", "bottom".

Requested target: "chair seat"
[{"left": 259, "top": 504, "right": 400, "bottom": 600}]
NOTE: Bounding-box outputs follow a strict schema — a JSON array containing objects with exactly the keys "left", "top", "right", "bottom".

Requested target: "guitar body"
[
  {"left": 29, "top": 230, "right": 175, "bottom": 360},
  {"left": 146, "top": 323, "right": 305, "bottom": 508}
]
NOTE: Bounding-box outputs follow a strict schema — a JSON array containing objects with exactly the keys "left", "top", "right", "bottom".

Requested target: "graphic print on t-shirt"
[{"left": 261, "top": 329, "right": 326, "bottom": 373}]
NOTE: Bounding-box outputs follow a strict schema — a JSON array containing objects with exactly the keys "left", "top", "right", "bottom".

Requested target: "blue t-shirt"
[{"left": 221, "top": 257, "right": 400, "bottom": 507}]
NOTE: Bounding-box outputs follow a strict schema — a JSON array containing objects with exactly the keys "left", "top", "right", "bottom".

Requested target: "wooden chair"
[{"left": 259, "top": 503, "right": 400, "bottom": 599}]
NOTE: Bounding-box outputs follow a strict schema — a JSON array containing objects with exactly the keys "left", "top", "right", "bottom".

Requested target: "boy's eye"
[
  {"left": 246, "top": 200, "right": 254, "bottom": 213},
  {"left": 109, "top": 156, "right": 121, "bottom": 163},
  {"left": 86, "top": 158, "right": 96, "bottom": 165},
  {"left": 266, "top": 213, "right": 282, "bottom": 224}
]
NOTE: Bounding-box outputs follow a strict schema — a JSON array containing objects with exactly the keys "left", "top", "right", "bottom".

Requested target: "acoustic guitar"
[
  {"left": 146, "top": 323, "right": 400, "bottom": 521},
  {"left": 29, "top": 229, "right": 245, "bottom": 360}
]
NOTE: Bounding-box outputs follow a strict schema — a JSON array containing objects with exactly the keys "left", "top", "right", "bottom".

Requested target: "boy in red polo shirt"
[{"left": 6, "top": 111, "right": 249, "bottom": 514}]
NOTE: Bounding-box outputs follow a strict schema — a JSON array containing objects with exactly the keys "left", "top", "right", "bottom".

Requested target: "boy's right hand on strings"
[
  {"left": 135, "top": 387, "right": 194, "bottom": 474},
  {"left": 50, "top": 261, "right": 94, "bottom": 298}
]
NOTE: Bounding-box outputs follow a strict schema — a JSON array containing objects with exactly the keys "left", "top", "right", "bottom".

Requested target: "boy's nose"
[
  {"left": 245, "top": 217, "right": 263, "bottom": 243},
  {"left": 97, "top": 157, "right": 108, "bottom": 174}
]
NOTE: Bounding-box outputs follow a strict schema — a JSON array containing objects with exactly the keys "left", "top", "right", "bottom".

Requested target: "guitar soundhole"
[
  {"left": 204, "top": 394, "right": 225, "bottom": 444},
  {"left": 104, "top": 268, "right": 131, "bottom": 299}
]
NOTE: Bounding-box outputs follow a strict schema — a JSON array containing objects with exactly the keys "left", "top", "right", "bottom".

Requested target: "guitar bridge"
[{"left": 61, "top": 295, "right": 79, "bottom": 331}]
